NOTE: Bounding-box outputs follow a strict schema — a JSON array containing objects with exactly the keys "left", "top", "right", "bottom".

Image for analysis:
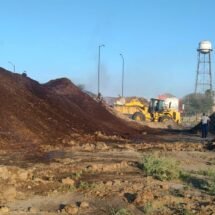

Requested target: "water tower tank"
[{"left": 198, "top": 40, "right": 212, "bottom": 53}]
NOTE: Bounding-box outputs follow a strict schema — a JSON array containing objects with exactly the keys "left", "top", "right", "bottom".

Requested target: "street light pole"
[
  {"left": 120, "top": 53, "right": 125, "bottom": 97},
  {"left": 8, "top": 61, "right": 15, "bottom": 72},
  {"left": 98, "top": 44, "right": 105, "bottom": 97}
]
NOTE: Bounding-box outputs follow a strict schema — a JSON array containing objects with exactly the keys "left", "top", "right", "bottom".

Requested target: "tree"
[{"left": 182, "top": 91, "right": 213, "bottom": 114}]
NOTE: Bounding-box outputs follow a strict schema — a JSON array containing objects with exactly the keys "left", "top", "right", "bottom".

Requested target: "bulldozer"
[{"left": 114, "top": 98, "right": 181, "bottom": 123}]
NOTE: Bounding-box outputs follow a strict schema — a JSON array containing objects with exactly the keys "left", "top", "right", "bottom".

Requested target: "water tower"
[{"left": 195, "top": 40, "right": 213, "bottom": 94}]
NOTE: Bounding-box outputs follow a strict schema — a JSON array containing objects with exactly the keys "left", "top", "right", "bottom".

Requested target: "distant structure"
[
  {"left": 195, "top": 40, "right": 213, "bottom": 95},
  {"left": 158, "top": 93, "right": 180, "bottom": 112}
]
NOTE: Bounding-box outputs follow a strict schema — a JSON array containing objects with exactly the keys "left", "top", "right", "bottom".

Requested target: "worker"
[
  {"left": 201, "top": 113, "right": 210, "bottom": 138},
  {"left": 97, "top": 92, "right": 103, "bottom": 103}
]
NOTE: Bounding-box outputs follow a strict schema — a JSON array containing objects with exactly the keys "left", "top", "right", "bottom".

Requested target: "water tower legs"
[{"left": 194, "top": 51, "right": 212, "bottom": 95}]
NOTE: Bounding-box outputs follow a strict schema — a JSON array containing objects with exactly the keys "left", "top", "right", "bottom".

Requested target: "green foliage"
[
  {"left": 72, "top": 171, "right": 82, "bottom": 180},
  {"left": 209, "top": 174, "right": 215, "bottom": 195},
  {"left": 175, "top": 207, "right": 193, "bottom": 215},
  {"left": 78, "top": 181, "right": 96, "bottom": 190},
  {"left": 143, "top": 202, "right": 154, "bottom": 214},
  {"left": 183, "top": 209, "right": 193, "bottom": 215},
  {"left": 210, "top": 182, "right": 215, "bottom": 195},
  {"left": 109, "top": 207, "right": 132, "bottom": 215},
  {"left": 139, "top": 154, "right": 180, "bottom": 181},
  {"left": 196, "top": 168, "right": 215, "bottom": 177}
]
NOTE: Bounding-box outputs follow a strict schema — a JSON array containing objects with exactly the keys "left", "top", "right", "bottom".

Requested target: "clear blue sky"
[{"left": 0, "top": 0, "right": 215, "bottom": 99}]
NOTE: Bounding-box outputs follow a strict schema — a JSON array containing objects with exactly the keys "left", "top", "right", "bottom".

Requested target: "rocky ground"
[{"left": 0, "top": 132, "right": 215, "bottom": 215}]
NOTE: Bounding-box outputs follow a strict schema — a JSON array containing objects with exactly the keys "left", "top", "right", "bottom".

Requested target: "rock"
[
  {"left": 95, "top": 191, "right": 100, "bottom": 196},
  {"left": 80, "top": 201, "right": 89, "bottom": 208},
  {"left": 17, "top": 169, "right": 30, "bottom": 181},
  {"left": 170, "top": 183, "right": 184, "bottom": 190},
  {"left": 62, "top": 139, "right": 67, "bottom": 144},
  {"left": 186, "top": 194, "right": 192, "bottom": 199},
  {"left": 62, "top": 177, "right": 75, "bottom": 186},
  {"left": 61, "top": 158, "right": 74, "bottom": 165},
  {"left": 0, "top": 166, "right": 32, "bottom": 182},
  {"left": 124, "top": 144, "right": 134, "bottom": 150},
  {"left": 95, "top": 142, "right": 108, "bottom": 150},
  {"left": 1, "top": 186, "right": 17, "bottom": 201},
  {"left": 68, "top": 140, "right": 77, "bottom": 145},
  {"left": 34, "top": 178, "right": 47, "bottom": 184},
  {"left": 113, "top": 179, "right": 121, "bottom": 186},
  {"left": 131, "top": 183, "right": 142, "bottom": 191},
  {"left": 83, "top": 143, "right": 95, "bottom": 151},
  {"left": 0, "top": 206, "right": 10, "bottom": 213},
  {"left": 135, "top": 190, "right": 154, "bottom": 204},
  {"left": 86, "top": 164, "right": 101, "bottom": 171},
  {"left": 105, "top": 181, "right": 113, "bottom": 186},
  {"left": 0, "top": 166, "right": 10, "bottom": 180},
  {"left": 28, "top": 207, "right": 38, "bottom": 213},
  {"left": 120, "top": 161, "right": 128, "bottom": 168},
  {"left": 64, "top": 204, "right": 79, "bottom": 214},
  {"left": 160, "top": 184, "right": 169, "bottom": 190}
]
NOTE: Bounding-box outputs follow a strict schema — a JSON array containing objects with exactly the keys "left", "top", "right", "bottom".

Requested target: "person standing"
[{"left": 201, "top": 113, "right": 210, "bottom": 138}]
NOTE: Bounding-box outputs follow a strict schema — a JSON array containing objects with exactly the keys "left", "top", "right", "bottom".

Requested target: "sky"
[{"left": 0, "top": 0, "right": 215, "bottom": 99}]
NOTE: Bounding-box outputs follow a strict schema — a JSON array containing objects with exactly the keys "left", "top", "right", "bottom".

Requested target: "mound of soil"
[
  {"left": 207, "top": 113, "right": 215, "bottom": 134},
  {"left": 0, "top": 68, "right": 144, "bottom": 147}
]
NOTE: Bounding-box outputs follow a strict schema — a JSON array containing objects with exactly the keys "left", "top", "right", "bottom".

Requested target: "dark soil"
[{"left": 0, "top": 68, "right": 152, "bottom": 149}]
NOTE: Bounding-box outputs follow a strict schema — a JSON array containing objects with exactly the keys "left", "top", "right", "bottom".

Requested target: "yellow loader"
[{"left": 114, "top": 98, "right": 181, "bottom": 123}]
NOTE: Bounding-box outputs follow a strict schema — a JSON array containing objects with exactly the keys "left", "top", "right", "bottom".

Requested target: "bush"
[
  {"left": 109, "top": 208, "right": 132, "bottom": 215},
  {"left": 197, "top": 169, "right": 215, "bottom": 177},
  {"left": 78, "top": 181, "right": 96, "bottom": 190},
  {"left": 143, "top": 202, "right": 154, "bottom": 214},
  {"left": 139, "top": 154, "right": 180, "bottom": 181}
]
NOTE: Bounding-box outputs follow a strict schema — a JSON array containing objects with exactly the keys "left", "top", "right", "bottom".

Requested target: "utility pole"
[
  {"left": 8, "top": 61, "right": 15, "bottom": 72},
  {"left": 120, "top": 53, "right": 125, "bottom": 97},
  {"left": 98, "top": 44, "right": 105, "bottom": 97}
]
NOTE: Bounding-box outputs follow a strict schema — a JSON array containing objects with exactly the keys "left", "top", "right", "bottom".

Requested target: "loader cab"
[{"left": 148, "top": 98, "right": 165, "bottom": 113}]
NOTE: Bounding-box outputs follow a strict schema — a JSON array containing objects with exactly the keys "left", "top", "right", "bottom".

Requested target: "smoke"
[
  {"left": 83, "top": 63, "right": 113, "bottom": 96},
  {"left": 100, "top": 63, "right": 111, "bottom": 92}
]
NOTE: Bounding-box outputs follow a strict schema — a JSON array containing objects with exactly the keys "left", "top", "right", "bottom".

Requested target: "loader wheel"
[
  {"left": 159, "top": 115, "right": 173, "bottom": 122},
  {"left": 132, "top": 112, "right": 146, "bottom": 122}
]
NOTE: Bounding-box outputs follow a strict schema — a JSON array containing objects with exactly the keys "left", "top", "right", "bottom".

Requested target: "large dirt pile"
[
  {"left": 207, "top": 113, "right": 215, "bottom": 134},
  {"left": 0, "top": 68, "right": 143, "bottom": 146}
]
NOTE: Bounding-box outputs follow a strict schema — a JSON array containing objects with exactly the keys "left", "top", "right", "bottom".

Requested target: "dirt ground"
[
  {"left": 0, "top": 68, "right": 215, "bottom": 214},
  {"left": 0, "top": 131, "right": 215, "bottom": 215}
]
